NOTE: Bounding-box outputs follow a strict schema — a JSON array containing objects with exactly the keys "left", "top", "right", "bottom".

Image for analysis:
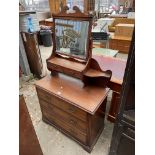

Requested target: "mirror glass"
[{"left": 55, "top": 19, "right": 89, "bottom": 59}]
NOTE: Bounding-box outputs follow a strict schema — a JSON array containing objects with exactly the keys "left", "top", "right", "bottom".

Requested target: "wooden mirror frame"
[{"left": 49, "top": 6, "right": 93, "bottom": 61}]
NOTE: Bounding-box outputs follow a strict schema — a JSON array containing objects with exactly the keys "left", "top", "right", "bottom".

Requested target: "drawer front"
[
  {"left": 42, "top": 108, "right": 87, "bottom": 144},
  {"left": 62, "top": 67, "right": 82, "bottom": 79},
  {"left": 48, "top": 63, "right": 64, "bottom": 73},
  {"left": 118, "top": 40, "right": 130, "bottom": 45},
  {"left": 117, "top": 45, "right": 130, "bottom": 53},
  {"left": 109, "top": 43, "right": 116, "bottom": 48},
  {"left": 37, "top": 87, "right": 87, "bottom": 122},
  {"left": 40, "top": 100, "right": 87, "bottom": 134},
  {"left": 36, "top": 88, "right": 51, "bottom": 103},
  {"left": 48, "top": 63, "right": 82, "bottom": 79},
  {"left": 51, "top": 95, "right": 87, "bottom": 122},
  {"left": 109, "top": 40, "right": 116, "bottom": 46}
]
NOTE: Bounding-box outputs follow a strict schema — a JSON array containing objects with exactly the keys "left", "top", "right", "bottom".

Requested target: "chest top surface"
[{"left": 36, "top": 74, "right": 109, "bottom": 115}]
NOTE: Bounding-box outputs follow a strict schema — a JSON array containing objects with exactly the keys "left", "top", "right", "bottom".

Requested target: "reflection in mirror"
[{"left": 55, "top": 19, "right": 89, "bottom": 59}]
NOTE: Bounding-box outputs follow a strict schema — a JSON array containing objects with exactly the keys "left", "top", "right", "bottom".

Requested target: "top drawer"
[
  {"left": 36, "top": 87, "right": 87, "bottom": 122},
  {"left": 36, "top": 88, "right": 51, "bottom": 103}
]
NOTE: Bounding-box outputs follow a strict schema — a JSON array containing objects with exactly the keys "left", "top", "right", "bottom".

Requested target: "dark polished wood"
[
  {"left": 19, "top": 95, "right": 43, "bottom": 155},
  {"left": 107, "top": 91, "right": 120, "bottom": 122},
  {"left": 36, "top": 74, "right": 109, "bottom": 115},
  {"left": 36, "top": 6, "right": 112, "bottom": 153},
  {"left": 109, "top": 30, "right": 135, "bottom": 155},
  {"left": 35, "top": 74, "right": 109, "bottom": 152},
  {"left": 20, "top": 32, "right": 43, "bottom": 78},
  {"left": 47, "top": 56, "right": 86, "bottom": 79}
]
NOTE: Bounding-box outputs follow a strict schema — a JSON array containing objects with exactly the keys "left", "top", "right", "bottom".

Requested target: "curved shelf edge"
[{"left": 83, "top": 58, "right": 112, "bottom": 87}]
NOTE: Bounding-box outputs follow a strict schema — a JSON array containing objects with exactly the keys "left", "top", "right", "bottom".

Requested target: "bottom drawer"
[{"left": 42, "top": 110, "right": 87, "bottom": 144}]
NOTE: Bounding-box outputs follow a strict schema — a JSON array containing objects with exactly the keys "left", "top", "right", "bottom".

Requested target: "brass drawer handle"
[
  {"left": 68, "top": 107, "right": 76, "bottom": 113},
  {"left": 69, "top": 119, "right": 77, "bottom": 125}
]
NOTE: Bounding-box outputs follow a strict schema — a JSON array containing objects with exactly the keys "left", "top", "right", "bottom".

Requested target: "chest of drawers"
[
  {"left": 109, "top": 37, "right": 131, "bottom": 53},
  {"left": 36, "top": 74, "right": 109, "bottom": 152}
]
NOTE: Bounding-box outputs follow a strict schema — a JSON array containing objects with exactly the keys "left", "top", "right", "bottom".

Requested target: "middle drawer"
[{"left": 40, "top": 99, "right": 87, "bottom": 134}]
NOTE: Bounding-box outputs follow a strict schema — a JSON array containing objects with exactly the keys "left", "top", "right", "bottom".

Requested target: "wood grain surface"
[
  {"left": 35, "top": 74, "right": 109, "bottom": 115},
  {"left": 48, "top": 57, "right": 86, "bottom": 72},
  {"left": 19, "top": 95, "right": 43, "bottom": 155}
]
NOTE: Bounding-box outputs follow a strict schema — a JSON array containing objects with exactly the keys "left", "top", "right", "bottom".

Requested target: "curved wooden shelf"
[{"left": 84, "top": 69, "right": 110, "bottom": 78}]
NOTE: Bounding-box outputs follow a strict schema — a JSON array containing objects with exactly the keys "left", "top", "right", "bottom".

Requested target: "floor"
[{"left": 19, "top": 46, "right": 128, "bottom": 155}]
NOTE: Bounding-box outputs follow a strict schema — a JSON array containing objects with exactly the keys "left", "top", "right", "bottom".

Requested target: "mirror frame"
[{"left": 51, "top": 6, "right": 93, "bottom": 62}]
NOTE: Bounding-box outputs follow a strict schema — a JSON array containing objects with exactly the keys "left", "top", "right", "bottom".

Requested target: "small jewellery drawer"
[
  {"left": 40, "top": 100, "right": 87, "bottom": 134},
  {"left": 47, "top": 63, "right": 64, "bottom": 73},
  {"left": 63, "top": 68, "right": 81, "bottom": 79},
  {"left": 42, "top": 108, "right": 87, "bottom": 144}
]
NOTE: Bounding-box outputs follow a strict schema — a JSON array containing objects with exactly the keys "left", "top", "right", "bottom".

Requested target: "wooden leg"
[{"left": 107, "top": 91, "right": 121, "bottom": 123}]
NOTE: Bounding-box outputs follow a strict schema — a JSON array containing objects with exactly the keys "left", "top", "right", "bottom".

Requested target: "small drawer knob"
[{"left": 69, "top": 119, "right": 77, "bottom": 125}]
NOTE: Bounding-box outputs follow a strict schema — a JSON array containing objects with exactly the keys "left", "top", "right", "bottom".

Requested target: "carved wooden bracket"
[
  {"left": 60, "top": 5, "right": 69, "bottom": 14},
  {"left": 72, "top": 6, "right": 82, "bottom": 14},
  {"left": 52, "top": 5, "right": 92, "bottom": 17}
]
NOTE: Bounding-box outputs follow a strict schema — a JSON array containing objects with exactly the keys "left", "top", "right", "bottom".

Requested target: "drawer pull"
[
  {"left": 69, "top": 119, "right": 77, "bottom": 125},
  {"left": 68, "top": 107, "right": 76, "bottom": 113}
]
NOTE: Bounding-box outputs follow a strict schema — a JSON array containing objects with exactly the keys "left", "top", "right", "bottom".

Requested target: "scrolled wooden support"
[
  {"left": 83, "top": 58, "right": 112, "bottom": 87},
  {"left": 59, "top": 5, "right": 83, "bottom": 15},
  {"left": 61, "top": 5, "right": 69, "bottom": 14},
  {"left": 83, "top": 70, "right": 112, "bottom": 88}
]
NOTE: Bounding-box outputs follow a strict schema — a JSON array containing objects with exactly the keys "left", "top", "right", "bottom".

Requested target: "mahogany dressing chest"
[
  {"left": 36, "top": 74, "right": 110, "bottom": 152},
  {"left": 36, "top": 6, "right": 112, "bottom": 152}
]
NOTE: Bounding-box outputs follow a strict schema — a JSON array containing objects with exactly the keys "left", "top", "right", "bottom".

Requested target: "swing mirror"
[{"left": 55, "top": 19, "right": 89, "bottom": 60}]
